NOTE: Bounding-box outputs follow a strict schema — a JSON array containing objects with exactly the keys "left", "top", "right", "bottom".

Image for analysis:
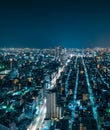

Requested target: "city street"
[{"left": 0, "top": 48, "right": 110, "bottom": 130}]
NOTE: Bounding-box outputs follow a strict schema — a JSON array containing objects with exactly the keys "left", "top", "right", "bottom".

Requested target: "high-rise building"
[
  {"left": 55, "top": 46, "right": 62, "bottom": 59},
  {"left": 46, "top": 92, "right": 63, "bottom": 119}
]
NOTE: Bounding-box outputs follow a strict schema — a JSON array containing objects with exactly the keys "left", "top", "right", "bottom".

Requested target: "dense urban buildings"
[{"left": 0, "top": 47, "right": 110, "bottom": 130}]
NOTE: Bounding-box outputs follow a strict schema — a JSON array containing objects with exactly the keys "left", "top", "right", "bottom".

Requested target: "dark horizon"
[{"left": 0, "top": 0, "right": 110, "bottom": 48}]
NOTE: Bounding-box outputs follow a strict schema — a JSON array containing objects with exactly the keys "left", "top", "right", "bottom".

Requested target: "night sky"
[{"left": 0, "top": 0, "right": 110, "bottom": 48}]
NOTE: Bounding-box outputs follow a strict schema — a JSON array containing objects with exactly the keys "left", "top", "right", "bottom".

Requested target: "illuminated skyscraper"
[{"left": 55, "top": 46, "right": 62, "bottom": 59}]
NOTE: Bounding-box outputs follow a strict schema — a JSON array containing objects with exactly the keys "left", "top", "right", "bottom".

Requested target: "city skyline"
[
  {"left": 0, "top": 48, "right": 110, "bottom": 129},
  {"left": 0, "top": 0, "right": 110, "bottom": 48}
]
